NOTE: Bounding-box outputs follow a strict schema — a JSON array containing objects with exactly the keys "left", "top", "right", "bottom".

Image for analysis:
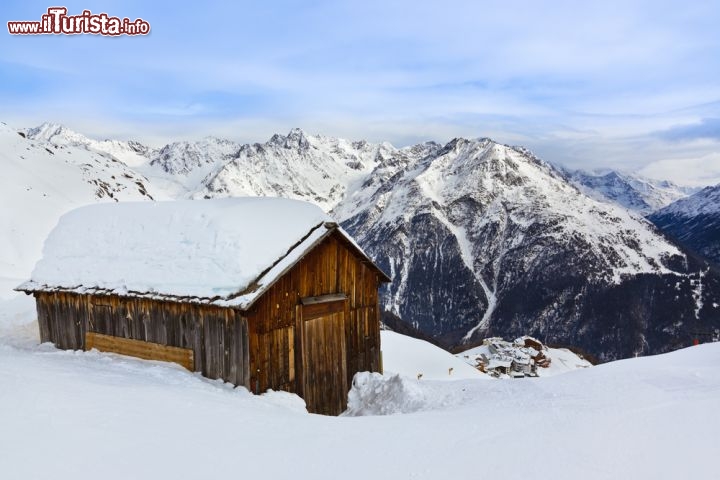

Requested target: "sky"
[{"left": 1, "top": 0, "right": 720, "bottom": 185}]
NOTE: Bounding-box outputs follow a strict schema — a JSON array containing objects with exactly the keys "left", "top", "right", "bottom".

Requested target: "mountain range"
[
  {"left": 4, "top": 121, "right": 719, "bottom": 360},
  {"left": 564, "top": 168, "right": 697, "bottom": 216}
]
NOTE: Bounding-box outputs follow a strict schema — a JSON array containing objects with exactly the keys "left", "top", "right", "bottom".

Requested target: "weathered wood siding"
[
  {"left": 35, "top": 291, "right": 249, "bottom": 387},
  {"left": 246, "top": 231, "right": 382, "bottom": 414}
]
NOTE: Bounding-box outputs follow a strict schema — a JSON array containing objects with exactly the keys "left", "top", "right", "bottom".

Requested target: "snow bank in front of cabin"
[
  {"left": 341, "top": 332, "right": 486, "bottom": 415},
  {"left": 344, "top": 370, "right": 485, "bottom": 416},
  {"left": 344, "top": 372, "right": 429, "bottom": 415},
  {"left": 21, "top": 197, "right": 330, "bottom": 300}
]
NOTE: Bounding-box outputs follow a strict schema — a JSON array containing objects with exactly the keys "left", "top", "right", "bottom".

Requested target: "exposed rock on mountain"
[{"left": 150, "top": 137, "right": 240, "bottom": 176}]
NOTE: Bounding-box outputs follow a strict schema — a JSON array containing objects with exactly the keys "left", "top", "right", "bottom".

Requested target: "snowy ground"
[
  {"left": 380, "top": 330, "right": 487, "bottom": 380},
  {"left": 1, "top": 300, "right": 719, "bottom": 479}
]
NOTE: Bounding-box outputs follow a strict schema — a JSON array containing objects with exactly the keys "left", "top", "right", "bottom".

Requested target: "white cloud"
[{"left": 639, "top": 152, "right": 720, "bottom": 187}]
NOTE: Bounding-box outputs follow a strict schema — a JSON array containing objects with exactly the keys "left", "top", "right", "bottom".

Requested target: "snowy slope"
[
  {"left": 566, "top": 168, "right": 696, "bottom": 215},
  {"left": 380, "top": 330, "right": 486, "bottom": 380},
  {"left": 26, "top": 122, "right": 152, "bottom": 168},
  {"left": 382, "top": 331, "right": 590, "bottom": 381},
  {"left": 25, "top": 122, "right": 239, "bottom": 198},
  {"left": 654, "top": 183, "right": 720, "bottom": 218},
  {"left": 1, "top": 305, "right": 719, "bottom": 479},
  {"left": 0, "top": 123, "right": 159, "bottom": 300},
  {"left": 649, "top": 184, "right": 720, "bottom": 264}
]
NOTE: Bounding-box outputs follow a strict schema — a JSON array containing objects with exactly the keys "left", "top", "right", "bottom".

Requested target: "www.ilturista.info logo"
[{"left": 7, "top": 7, "right": 150, "bottom": 36}]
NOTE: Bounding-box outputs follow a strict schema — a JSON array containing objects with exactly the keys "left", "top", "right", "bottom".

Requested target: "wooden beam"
[
  {"left": 301, "top": 300, "right": 345, "bottom": 321},
  {"left": 300, "top": 293, "right": 347, "bottom": 305},
  {"left": 85, "top": 332, "right": 194, "bottom": 370}
]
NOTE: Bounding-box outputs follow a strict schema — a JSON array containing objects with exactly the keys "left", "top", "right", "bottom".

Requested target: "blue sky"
[{"left": 2, "top": 0, "right": 720, "bottom": 184}]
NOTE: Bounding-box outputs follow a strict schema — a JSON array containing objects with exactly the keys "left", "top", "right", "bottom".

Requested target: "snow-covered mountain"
[
  {"left": 8, "top": 121, "right": 720, "bottom": 360},
  {"left": 150, "top": 137, "right": 239, "bottom": 176},
  {"left": 565, "top": 169, "right": 696, "bottom": 215},
  {"left": 26, "top": 122, "right": 152, "bottom": 167},
  {"left": 194, "top": 129, "right": 412, "bottom": 211},
  {"left": 0, "top": 122, "right": 159, "bottom": 299},
  {"left": 338, "top": 138, "right": 720, "bottom": 359},
  {"left": 24, "top": 122, "right": 236, "bottom": 197},
  {"left": 143, "top": 137, "right": 242, "bottom": 196},
  {"left": 649, "top": 184, "right": 720, "bottom": 265}
]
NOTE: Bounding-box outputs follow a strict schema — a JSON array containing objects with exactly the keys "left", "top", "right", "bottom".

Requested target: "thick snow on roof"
[{"left": 19, "top": 198, "right": 335, "bottom": 307}]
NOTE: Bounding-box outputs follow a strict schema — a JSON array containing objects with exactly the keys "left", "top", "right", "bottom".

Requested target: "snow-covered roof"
[
  {"left": 17, "top": 197, "right": 388, "bottom": 309},
  {"left": 487, "top": 359, "right": 513, "bottom": 369}
]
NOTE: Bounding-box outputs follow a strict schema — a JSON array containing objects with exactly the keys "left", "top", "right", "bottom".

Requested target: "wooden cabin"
[{"left": 17, "top": 197, "right": 390, "bottom": 416}]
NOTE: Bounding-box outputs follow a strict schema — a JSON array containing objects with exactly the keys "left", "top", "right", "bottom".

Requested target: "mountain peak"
[
  {"left": 26, "top": 122, "right": 86, "bottom": 144},
  {"left": 266, "top": 128, "right": 312, "bottom": 150},
  {"left": 284, "top": 128, "right": 311, "bottom": 149},
  {"left": 32, "top": 120, "right": 65, "bottom": 132},
  {"left": 287, "top": 127, "right": 306, "bottom": 136}
]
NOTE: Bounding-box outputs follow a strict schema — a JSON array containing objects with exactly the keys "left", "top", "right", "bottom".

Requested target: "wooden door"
[{"left": 300, "top": 299, "right": 348, "bottom": 416}]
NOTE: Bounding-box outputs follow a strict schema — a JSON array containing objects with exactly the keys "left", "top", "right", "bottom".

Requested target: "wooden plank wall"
[
  {"left": 246, "top": 231, "right": 382, "bottom": 410},
  {"left": 35, "top": 291, "right": 249, "bottom": 388}
]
